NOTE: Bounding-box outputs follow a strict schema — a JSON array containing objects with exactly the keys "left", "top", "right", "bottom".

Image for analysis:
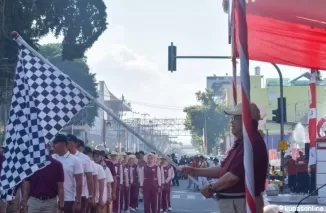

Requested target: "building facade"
[
  {"left": 208, "top": 70, "right": 326, "bottom": 153},
  {"left": 87, "top": 81, "right": 133, "bottom": 151}
]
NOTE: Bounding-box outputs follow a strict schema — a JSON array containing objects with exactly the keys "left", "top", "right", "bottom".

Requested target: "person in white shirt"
[
  {"left": 67, "top": 134, "right": 94, "bottom": 212},
  {"left": 83, "top": 146, "right": 99, "bottom": 213},
  {"left": 52, "top": 134, "right": 83, "bottom": 213},
  {"left": 92, "top": 149, "right": 109, "bottom": 213}
]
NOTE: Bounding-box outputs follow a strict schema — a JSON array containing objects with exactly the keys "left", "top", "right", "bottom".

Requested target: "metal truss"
[{"left": 123, "top": 118, "right": 190, "bottom": 136}]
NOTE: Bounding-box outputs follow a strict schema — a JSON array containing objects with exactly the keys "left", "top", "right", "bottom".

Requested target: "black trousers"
[
  {"left": 288, "top": 175, "right": 296, "bottom": 193},
  {"left": 172, "top": 172, "right": 179, "bottom": 186},
  {"left": 310, "top": 171, "right": 316, "bottom": 193},
  {"left": 296, "top": 172, "right": 309, "bottom": 193}
]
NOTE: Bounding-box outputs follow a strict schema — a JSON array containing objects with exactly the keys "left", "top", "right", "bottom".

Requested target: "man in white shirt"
[
  {"left": 67, "top": 135, "right": 94, "bottom": 212},
  {"left": 88, "top": 149, "right": 106, "bottom": 213},
  {"left": 52, "top": 134, "right": 83, "bottom": 213}
]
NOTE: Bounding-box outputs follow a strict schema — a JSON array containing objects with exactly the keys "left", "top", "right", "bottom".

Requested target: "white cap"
[
  {"left": 224, "top": 102, "right": 261, "bottom": 121},
  {"left": 121, "top": 152, "right": 127, "bottom": 156},
  {"left": 110, "top": 151, "right": 118, "bottom": 155}
]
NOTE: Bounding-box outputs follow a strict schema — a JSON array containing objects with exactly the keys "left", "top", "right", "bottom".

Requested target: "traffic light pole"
[
  {"left": 271, "top": 63, "right": 285, "bottom": 192},
  {"left": 176, "top": 56, "right": 231, "bottom": 59}
]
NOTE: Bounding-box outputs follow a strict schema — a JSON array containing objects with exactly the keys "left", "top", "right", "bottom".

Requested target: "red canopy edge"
[{"left": 233, "top": 0, "right": 326, "bottom": 70}]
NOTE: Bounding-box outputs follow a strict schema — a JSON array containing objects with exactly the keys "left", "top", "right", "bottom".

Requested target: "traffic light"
[
  {"left": 272, "top": 97, "right": 287, "bottom": 123},
  {"left": 279, "top": 97, "right": 287, "bottom": 123},
  {"left": 272, "top": 109, "right": 280, "bottom": 123},
  {"left": 168, "top": 43, "right": 177, "bottom": 72}
]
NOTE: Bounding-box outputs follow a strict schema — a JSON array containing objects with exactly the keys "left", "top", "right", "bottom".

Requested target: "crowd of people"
[
  {"left": 284, "top": 151, "right": 316, "bottom": 194},
  {"left": 0, "top": 134, "right": 176, "bottom": 213}
]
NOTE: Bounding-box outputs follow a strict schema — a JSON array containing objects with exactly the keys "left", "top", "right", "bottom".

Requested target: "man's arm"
[
  {"left": 92, "top": 174, "right": 98, "bottom": 201},
  {"left": 98, "top": 178, "right": 105, "bottom": 204},
  {"left": 212, "top": 172, "right": 239, "bottom": 191},
  {"left": 74, "top": 174, "right": 83, "bottom": 202},
  {"left": 84, "top": 159, "right": 94, "bottom": 198},
  {"left": 22, "top": 180, "right": 30, "bottom": 206},
  {"left": 57, "top": 182, "right": 64, "bottom": 209},
  {"left": 57, "top": 162, "right": 65, "bottom": 209},
  {"left": 73, "top": 158, "right": 84, "bottom": 203},
  {"left": 194, "top": 166, "right": 221, "bottom": 178}
]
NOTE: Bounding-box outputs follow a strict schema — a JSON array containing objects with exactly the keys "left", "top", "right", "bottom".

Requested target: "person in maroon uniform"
[
  {"left": 137, "top": 151, "right": 147, "bottom": 167},
  {"left": 157, "top": 157, "right": 163, "bottom": 213},
  {"left": 102, "top": 150, "right": 116, "bottom": 213},
  {"left": 129, "top": 155, "right": 139, "bottom": 211},
  {"left": 122, "top": 154, "right": 130, "bottom": 212},
  {"left": 161, "top": 158, "right": 173, "bottom": 213},
  {"left": 136, "top": 151, "right": 147, "bottom": 202},
  {"left": 110, "top": 151, "right": 123, "bottom": 213},
  {"left": 139, "top": 153, "right": 162, "bottom": 213}
]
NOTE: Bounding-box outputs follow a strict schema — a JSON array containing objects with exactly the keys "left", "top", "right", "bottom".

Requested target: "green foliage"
[
  {"left": 39, "top": 43, "right": 98, "bottom": 126},
  {"left": 184, "top": 89, "right": 231, "bottom": 153},
  {"left": 0, "top": 0, "right": 107, "bottom": 103}
]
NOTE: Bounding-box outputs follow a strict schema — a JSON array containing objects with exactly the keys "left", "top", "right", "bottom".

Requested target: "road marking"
[
  {"left": 172, "top": 195, "right": 181, "bottom": 199},
  {"left": 186, "top": 195, "right": 196, "bottom": 199}
]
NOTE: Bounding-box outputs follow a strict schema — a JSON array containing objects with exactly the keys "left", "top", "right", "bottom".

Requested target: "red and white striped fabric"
[
  {"left": 317, "top": 116, "right": 326, "bottom": 138},
  {"left": 308, "top": 69, "right": 317, "bottom": 166}
]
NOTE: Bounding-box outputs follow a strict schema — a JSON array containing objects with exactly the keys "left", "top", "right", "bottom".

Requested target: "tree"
[
  {"left": 184, "top": 89, "right": 231, "bottom": 153},
  {"left": 39, "top": 43, "right": 98, "bottom": 126},
  {"left": 0, "top": 0, "right": 107, "bottom": 103}
]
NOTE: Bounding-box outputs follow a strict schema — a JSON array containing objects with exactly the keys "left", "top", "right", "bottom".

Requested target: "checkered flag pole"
[{"left": 0, "top": 32, "right": 91, "bottom": 200}]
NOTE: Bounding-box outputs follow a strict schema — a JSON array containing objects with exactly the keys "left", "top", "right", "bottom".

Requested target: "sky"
[{"left": 40, "top": 0, "right": 310, "bottom": 144}]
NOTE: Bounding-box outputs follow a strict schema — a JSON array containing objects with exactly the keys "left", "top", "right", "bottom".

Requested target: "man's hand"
[
  {"left": 200, "top": 184, "right": 213, "bottom": 199},
  {"left": 20, "top": 203, "right": 27, "bottom": 213},
  {"left": 107, "top": 196, "right": 112, "bottom": 205},
  {"left": 99, "top": 199, "right": 105, "bottom": 209},
  {"left": 88, "top": 196, "right": 95, "bottom": 207},
  {"left": 73, "top": 201, "right": 81, "bottom": 212},
  {"left": 180, "top": 166, "right": 196, "bottom": 176},
  {"left": 111, "top": 193, "right": 116, "bottom": 201}
]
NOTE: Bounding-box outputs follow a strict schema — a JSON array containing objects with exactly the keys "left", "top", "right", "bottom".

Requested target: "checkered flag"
[{"left": 0, "top": 35, "right": 91, "bottom": 199}]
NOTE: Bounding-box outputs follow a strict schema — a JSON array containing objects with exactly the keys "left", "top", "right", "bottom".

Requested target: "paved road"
[{"left": 138, "top": 179, "right": 219, "bottom": 213}]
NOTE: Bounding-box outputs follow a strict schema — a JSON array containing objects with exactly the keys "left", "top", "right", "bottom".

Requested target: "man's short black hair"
[
  {"left": 84, "top": 146, "right": 93, "bottom": 155},
  {"left": 138, "top": 151, "right": 145, "bottom": 155},
  {"left": 77, "top": 139, "right": 85, "bottom": 148},
  {"left": 93, "top": 149, "right": 101, "bottom": 155},
  {"left": 66, "top": 134, "right": 78, "bottom": 143},
  {"left": 53, "top": 134, "right": 68, "bottom": 144}
]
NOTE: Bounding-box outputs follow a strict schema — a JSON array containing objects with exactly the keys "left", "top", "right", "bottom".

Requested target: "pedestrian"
[
  {"left": 171, "top": 154, "right": 179, "bottom": 187},
  {"left": 161, "top": 158, "right": 173, "bottom": 213},
  {"left": 128, "top": 155, "right": 139, "bottom": 212},
  {"left": 93, "top": 149, "right": 114, "bottom": 213},
  {"left": 136, "top": 151, "right": 146, "bottom": 202},
  {"left": 22, "top": 154, "right": 64, "bottom": 213},
  {"left": 67, "top": 135, "right": 94, "bottom": 212},
  {"left": 138, "top": 153, "right": 162, "bottom": 213},
  {"left": 110, "top": 151, "right": 123, "bottom": 213},
  {"left": 103, "top": 152, "right": 117, "bottom": 213},
  {"left": 181, "top": 103, "right": 268, "bottom": 213},
  {"left": 122, "top": 154, "right": 131, "bottom": 213},
  {"left": 296, "top": 151, "right": 308, "bottom": 193},
  {"left": 157, "top": 157, "right": 163, "bottom": 213},
  {"left": 92, "top": 150, "right": 106, "bottom": 213},
  {"left": 51, "top": 134, "right": 84, "bottom": 213},
  {"left": 285, "top": 154, "right": 296, "bottom": 193},
  {"left": 84, "top": 146, "right": 99, "bottom": 213}
]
